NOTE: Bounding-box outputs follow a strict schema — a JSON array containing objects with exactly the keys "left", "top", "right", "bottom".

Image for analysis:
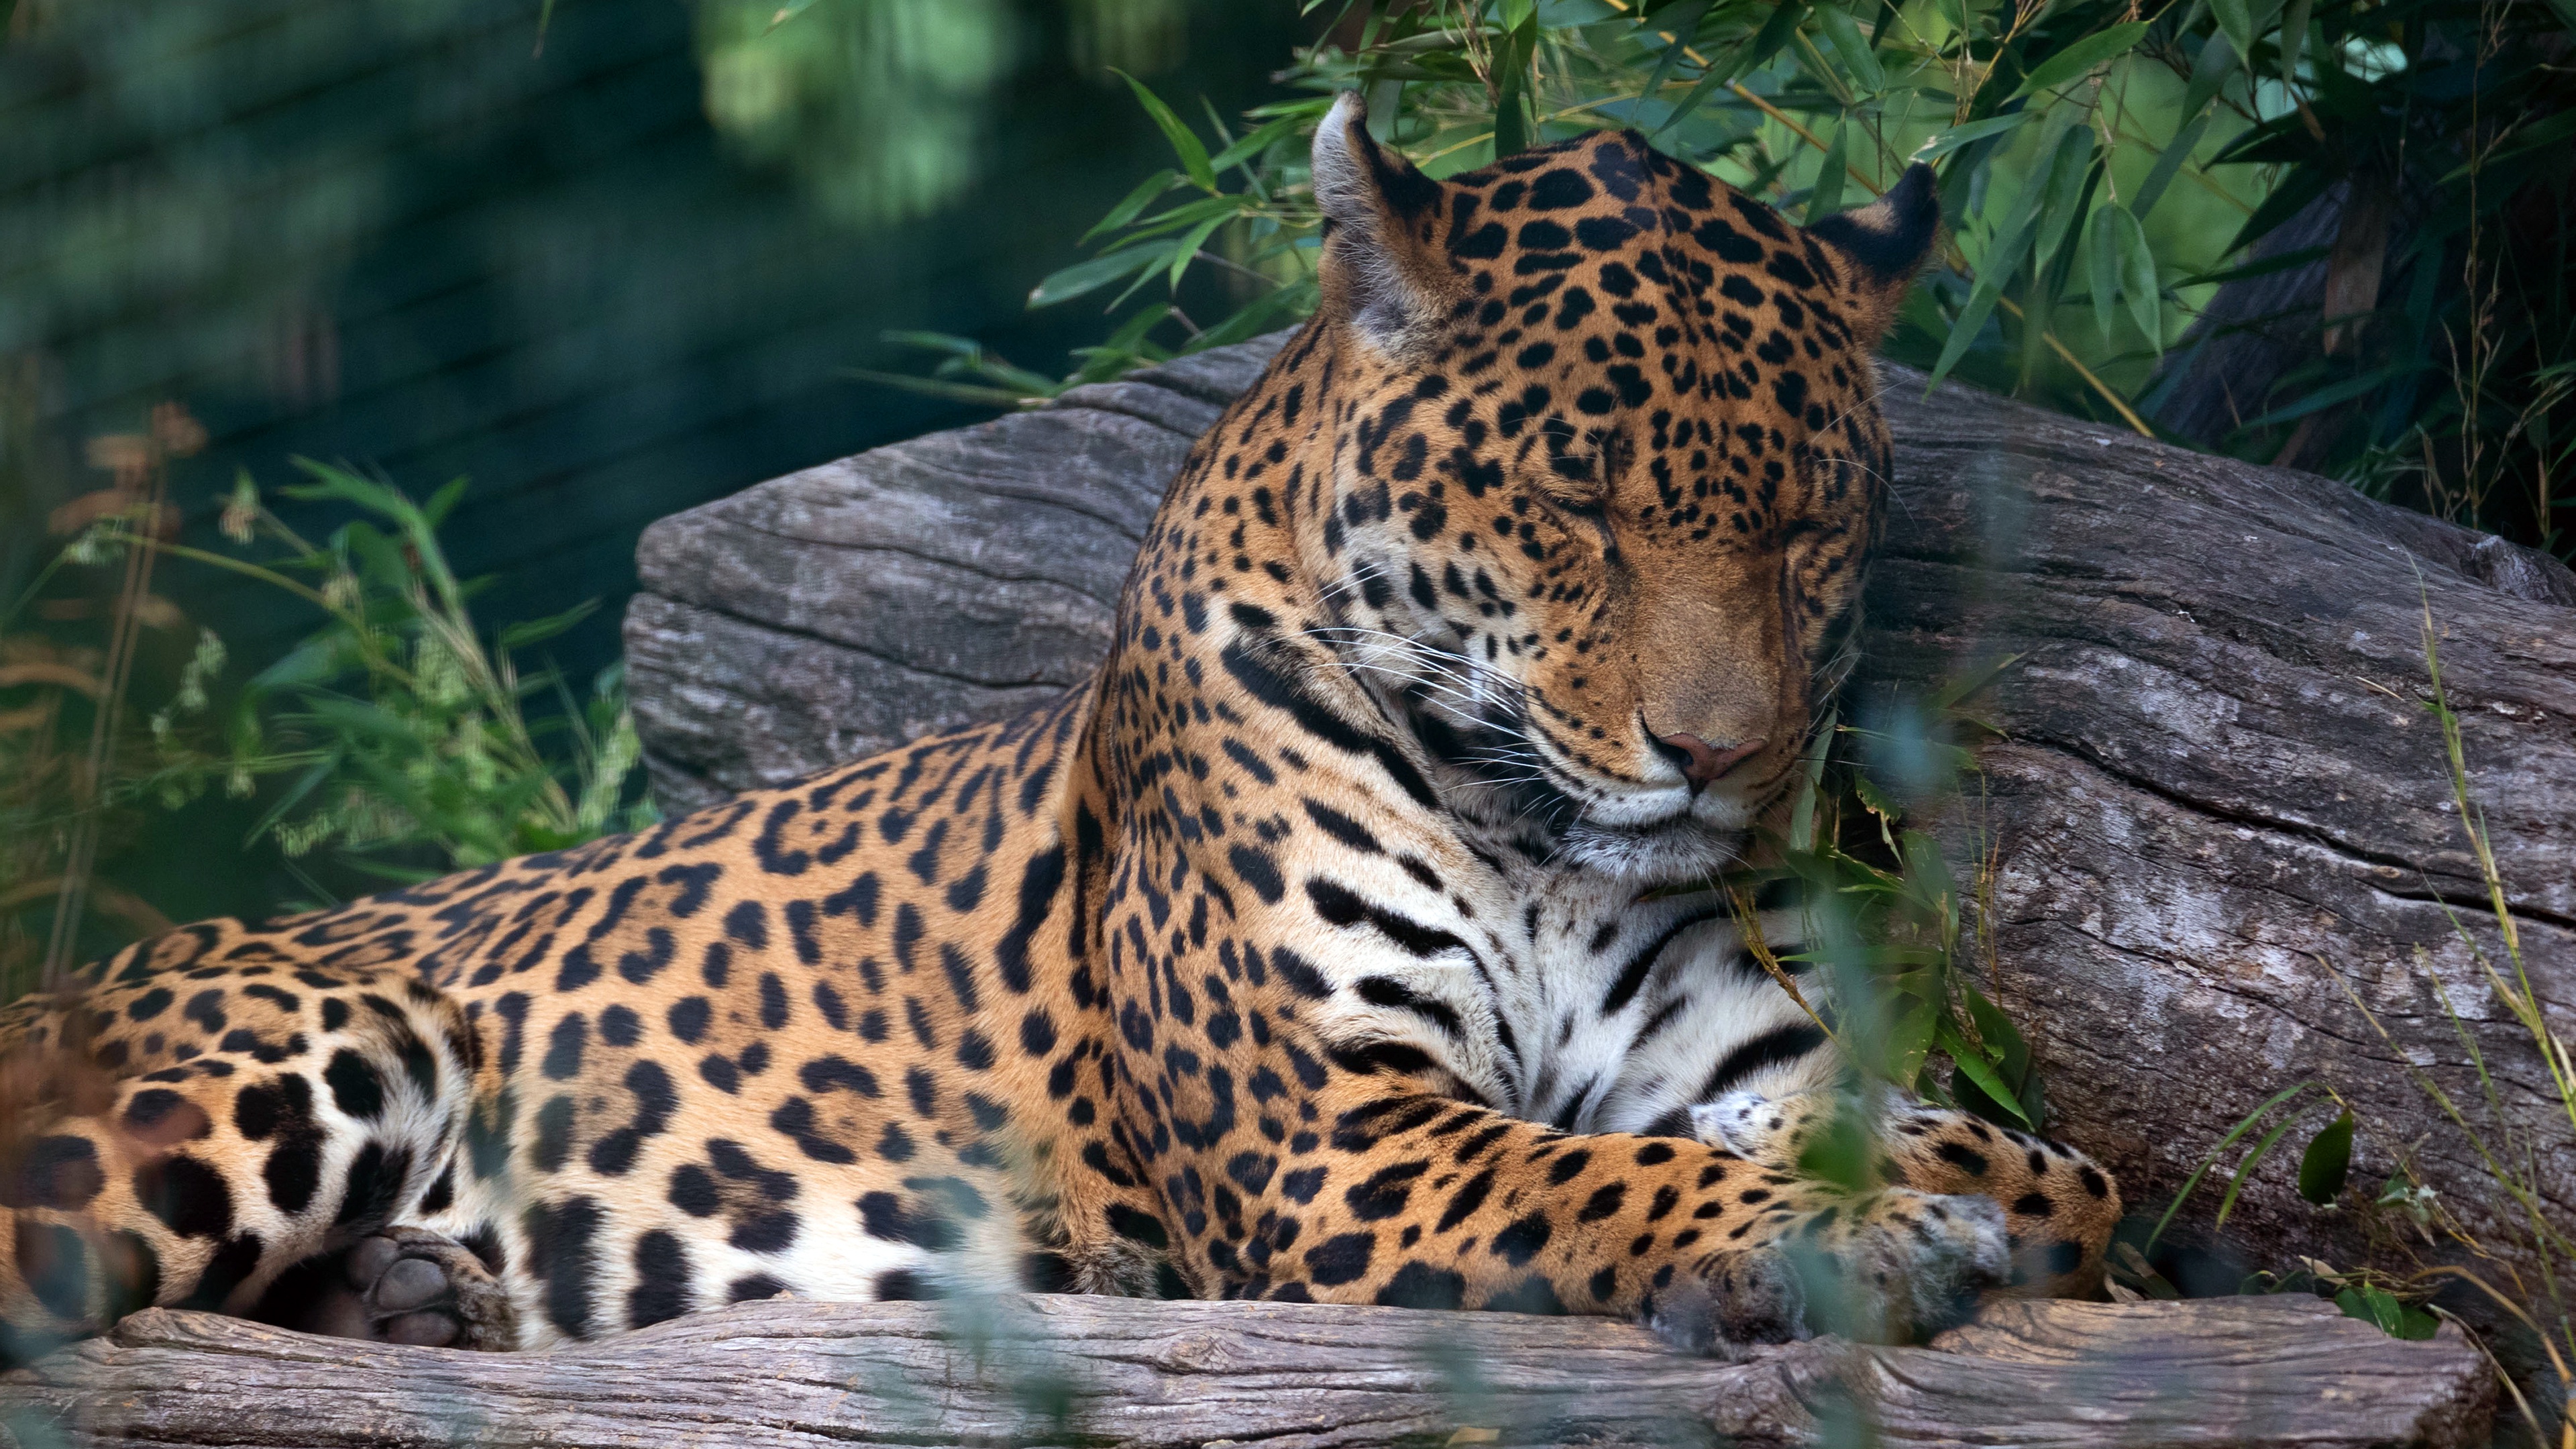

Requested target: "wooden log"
[
  {"left": 0, "top": 1293, "right": 2493, "bottom": 1448},
  {"left": 625, "top": 336, "right": 2575, "bottom": 1307}
]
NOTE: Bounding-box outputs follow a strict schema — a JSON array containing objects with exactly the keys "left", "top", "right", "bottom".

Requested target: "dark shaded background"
[{"left": 1, "top": 0, "right": 1305, "bottom": 922}]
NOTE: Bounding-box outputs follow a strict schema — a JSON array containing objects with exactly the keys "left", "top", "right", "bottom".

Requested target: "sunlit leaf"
[
  {"left": 1028, "top": 245, "right": 1167, "bottom": 309},
  {"left": 1887, "top": 995, "right": 1939, "bottom": 1086},
  {"left": 1912, "top": 111, "right": 2033, "bottom": 164}
]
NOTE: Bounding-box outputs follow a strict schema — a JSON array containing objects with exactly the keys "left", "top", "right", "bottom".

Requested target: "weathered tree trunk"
[
  {"left": 0, "top": 1294, "right": 2493, "bottom": 1448},
  {"left": 625, "top": 335, "right": 2575, "bottom": 1320}
]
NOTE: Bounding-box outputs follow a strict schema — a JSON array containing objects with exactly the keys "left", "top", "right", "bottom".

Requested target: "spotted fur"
[{"left": 0, "top": 98, "right": 2118, "bottom": 1359}]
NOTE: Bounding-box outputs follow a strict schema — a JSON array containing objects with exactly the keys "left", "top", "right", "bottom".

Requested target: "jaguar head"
[{"left": 1301, "top": 93, "right": 1937, "bottom": 882}]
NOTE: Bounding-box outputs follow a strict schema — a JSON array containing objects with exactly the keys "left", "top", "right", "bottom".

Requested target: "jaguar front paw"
[{"left": 1644, "top": 1187, "right": 2009, "bottom": 1353}]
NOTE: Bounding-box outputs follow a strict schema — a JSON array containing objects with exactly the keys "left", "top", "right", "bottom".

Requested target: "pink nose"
[{"left": 1654, "top": 733, "right": 1766, "bottom": 792}]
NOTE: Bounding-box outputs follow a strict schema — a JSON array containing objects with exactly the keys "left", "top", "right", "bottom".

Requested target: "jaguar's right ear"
[{"left": 1311, "top": 91, "right": 1457, "bottom": 360}]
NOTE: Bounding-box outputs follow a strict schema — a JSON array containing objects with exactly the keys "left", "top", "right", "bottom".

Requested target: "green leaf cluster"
[{"left": 123, "top": 464, "right": 658, "bottom": 885}]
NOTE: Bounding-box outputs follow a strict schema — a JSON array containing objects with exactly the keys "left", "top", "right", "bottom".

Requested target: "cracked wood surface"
[
  {"left": 0, "top": 1293, "right": 2492, "bottom": 1448},
  {"left": 625, "top": 334, "right": 2574, "bottom": 1299}
]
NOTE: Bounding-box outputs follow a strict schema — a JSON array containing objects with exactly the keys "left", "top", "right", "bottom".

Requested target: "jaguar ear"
[
  {"left": 1805, "top": 162, "right": 1941, "bottom": 342},
  {"left": 1311, "top": 91, "right": 1456, "bottom": 359}
]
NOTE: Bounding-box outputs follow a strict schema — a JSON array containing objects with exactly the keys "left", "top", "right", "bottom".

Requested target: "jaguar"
[{"left": 0, "top": 95, "right": 2119, "bottom": 1360}]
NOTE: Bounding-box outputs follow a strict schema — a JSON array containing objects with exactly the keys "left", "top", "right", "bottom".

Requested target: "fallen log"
[
  {"left": 0, "top": 1293, "right": 2493, "bottom": 1448},
  {"left": 626, "top": 335, "right": 2575, "bottom": 1312}
]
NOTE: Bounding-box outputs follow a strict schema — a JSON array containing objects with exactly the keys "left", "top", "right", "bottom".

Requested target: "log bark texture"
[
  {"left": 0, "top": 1294, "right": 2493, "bottom": 1448},
  {"left": 625, "top": 336, "right": 2575, "bottom": 1309}
]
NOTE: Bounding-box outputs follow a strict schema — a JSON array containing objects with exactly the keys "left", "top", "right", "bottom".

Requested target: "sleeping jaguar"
[{"left": 0, "top": 95, "right": 2119, "bottom": 1360}]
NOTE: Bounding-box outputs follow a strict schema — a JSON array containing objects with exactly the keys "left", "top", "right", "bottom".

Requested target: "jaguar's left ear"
[
  {"left": 1311, "top": 91, "right": 1459, "bottom": 360},
  {"left": 1805, "top": 162, "right": 1941, "bottom": 343}
]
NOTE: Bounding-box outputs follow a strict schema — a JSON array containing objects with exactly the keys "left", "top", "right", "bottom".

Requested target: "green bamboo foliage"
[{"left": 872, "top": 0, "right": 2571, "bottom": 561}]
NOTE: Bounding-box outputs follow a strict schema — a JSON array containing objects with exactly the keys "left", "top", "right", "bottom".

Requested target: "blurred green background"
[{"left": 1, "top": 0, "right": 1308, "bottom": 942}]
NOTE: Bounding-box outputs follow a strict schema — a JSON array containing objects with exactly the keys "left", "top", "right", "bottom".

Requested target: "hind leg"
[
  {"left": 1692, "top": 1089, "right": 2121, "bottom": 1298},
  {"left": 0, "top": 947, "right": 482, "bottom": 1354}
]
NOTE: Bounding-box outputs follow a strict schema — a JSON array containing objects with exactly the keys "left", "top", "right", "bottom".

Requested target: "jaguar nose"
[{"left": 1651, "top": 733, "right": 1766, "bottom": 793}]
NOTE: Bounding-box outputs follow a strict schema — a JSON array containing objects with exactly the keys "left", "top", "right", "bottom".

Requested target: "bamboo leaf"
[
  {"left": 2214, "top": 1112, "right": 2301, "bottom": 1228},
  {"left": 1493, "top": 10, "right": 1541, "bottom": 155},
  {"left": 2232, "top": 363, "right": 2407, "bottom": 431},
  {"left": 2146, "top": 1082, "right": 2312, "bottom": 1250},
  {"left": 1808, "top": 120, "right": 1850, "bottom": 220},
  {"left": 1640, "top": 0, "right": 1714, "bottom": 99},
  {"left": 1815, "top": 4, "right": 1886, "bottom": 95},
  {"left": 2132, "top": 111, "right": 2210, "bottom": 221},
  {"left": 1788, "top": 704, "right": 1836, "bottom": 851},
  {"left": 1912, "top": 111, "right": 2034, "bottom": 164},
  {"left": 1728, "top": 1, "right": 1808, "bottom": 86},
  {"left": 1209, "top": 114, "right": 1307, "bottom": 176},
  {"left": 1949, "top": 1048, "right": 2035, "bottom": 1128},
  {"left": 2008, "top": 21, "right": 2149, "bottom": 101},
  {"left": 2133, "top": 1077, "right": 2318, "bottom": 1248},
  {"left": 2181, "top": 34, "right": 2238, "bottom": 125},
  {"left": 2031, "top": 136, "right": 2096, "bottom": 284},
  {"left": 2277, "top": 0, "right": 2312, "bottom": 85},
  {"left": 1927, "top": 119, "right": 2080, "bottom": 386},
  {"left": 2086, "top": 205, "right": 2121, "bottom": 342},
  {"left": 1165, "top": 212, "right": 1232, "bottom": 292},
  {"left": 1962, "top": 983, "right": 2030, "bottom": 1085},
  {"left": 1028, "top": 245, "right": 1168, "bottom": 309},
  {"left": 1083, "top": 169, "right": 1181, "bottom": 244},
  {"left": 2208, "top": 0, "right": 2255, "bottom": 63},
  {"left": 1117, "top": 72, "right": 1216, "bottom": 192},
  {"left": 2111, "top": 204, "right": 2161, "bottom": 350},
  {"left": 1888, "top": 996, "right": 1939, "bottom": 1087}
]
